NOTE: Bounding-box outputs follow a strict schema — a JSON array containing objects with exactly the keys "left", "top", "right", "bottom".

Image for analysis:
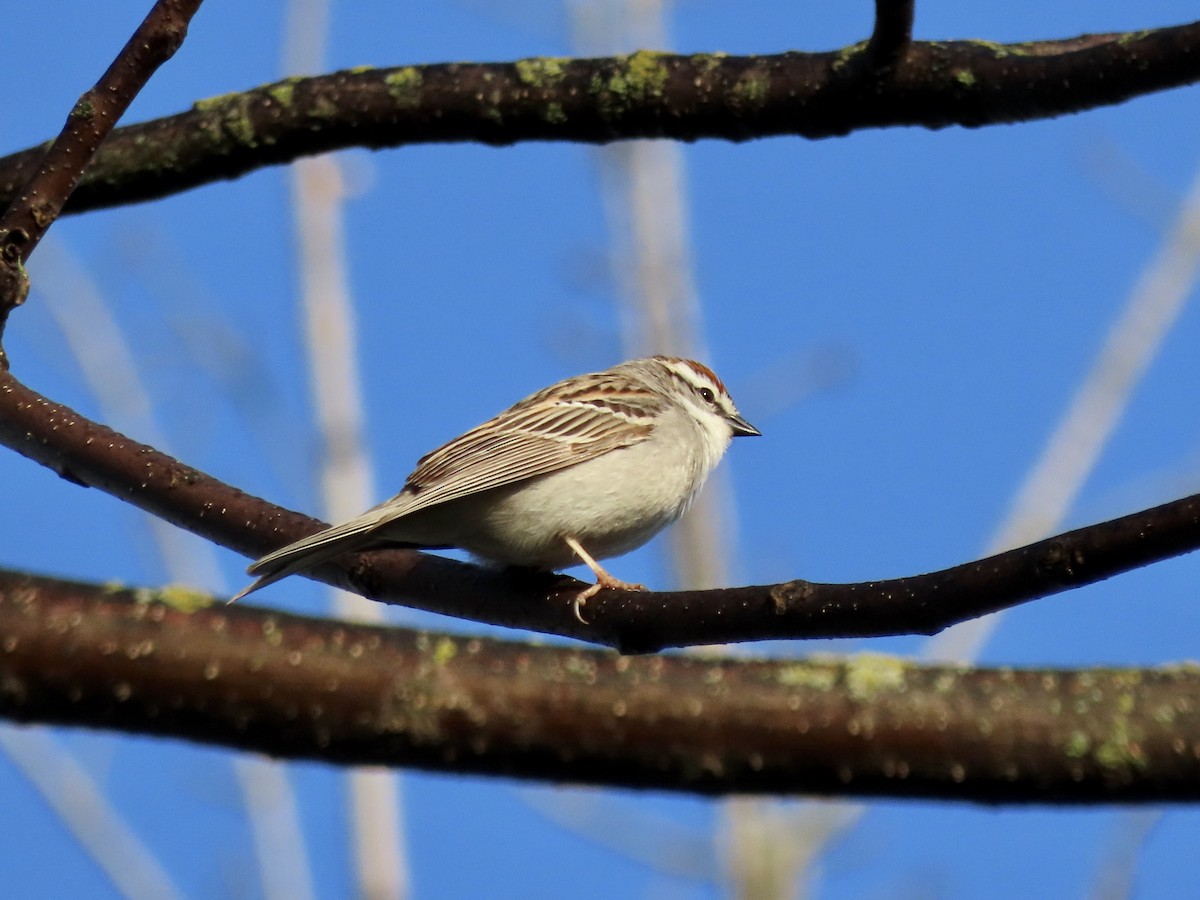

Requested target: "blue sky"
[{"left": 2, "top": 2, "right": 1200, "bottom": 897}]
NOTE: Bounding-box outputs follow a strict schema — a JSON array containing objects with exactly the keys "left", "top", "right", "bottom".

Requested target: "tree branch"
[
  {"left": 0, "top": 0, "right": 205, "bottom": 361},
  {"left": 868, "top": 0, "right": 916, "bottom": 69},
  {"left": 1, "top": 370, "right": 1198, "bottom": 652},
  {"left": 0, "top": 22, "right": 1198, "bottom": 217},
  {"left": 1, "top": 568, "right": 1196, "bottom": 804}
]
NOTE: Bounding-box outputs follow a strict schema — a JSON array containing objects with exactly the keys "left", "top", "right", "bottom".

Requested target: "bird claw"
[
  {"left": 572, "top": 588, "right": 596, "bottom": 625},
  {"left": 571, "top": 575, "right": 647, "bottom": 625},
  {"left": 562, "top": 535, "right": 646, "bottom": 625}
]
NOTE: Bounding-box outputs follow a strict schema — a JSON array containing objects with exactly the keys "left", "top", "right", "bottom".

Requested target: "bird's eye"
[{"left": 698, "top": 387, "right": 716, "bottom": 404}]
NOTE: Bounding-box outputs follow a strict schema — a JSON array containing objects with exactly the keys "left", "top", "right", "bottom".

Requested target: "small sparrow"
[{"left": 232, "top": 356, "right": 759, "bottom": 619}]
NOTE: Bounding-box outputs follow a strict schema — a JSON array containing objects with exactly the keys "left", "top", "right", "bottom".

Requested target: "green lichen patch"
[
  {"left": 732, "top": 71, "right": 770, "bottom": 109},
  {"left": 71, "top": 99, "right": 96, "bottom": 121},
  {"left": 1093, "top": 714, "right": 1149, "bottom": 773},
  {"left": 134, "top": 583, "right": 213, "bottom": 613},
  {"left": 776, "top": 662, "right": 838, "bottom": 691},
  {"left": 265, "top": 76, "right": 303, "bottom": 109},
  {"left": 1064, "top": 731, "right": 1091, "bottom": 758},
  {"left": 384, "top": 66, "right": 424, "bottom": 110},
  {"left": 514, "top": 56, "right": 567, "bottom": 88},
  {"left": 432, "top": 636, "right": 457, "bottom": 666},
  {"left": 845, "top": 653, "right": 908, "bottom": 700},
  {"left": 192, "top": 92, "right": 258, "bottom": 147},
  {"left": 688, "top": 51, "right": 729, "bottom": 74},
  {"left": 592, "top": 49, "right": 671, "bottom": 119}
]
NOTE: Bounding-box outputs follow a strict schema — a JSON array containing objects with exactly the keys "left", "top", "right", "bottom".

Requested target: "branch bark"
[
  {"left": 868, "top": 0, "right": 916, "bottom": 69},
  {"left": 1, "top": 370, "right": 1198, "bottom": 652},
  {"left": 2, "top": 568, "right": 1196, "bottom": 804},
  {"left": 0, "top": 22, "right": 1198, "bottom": 218}
]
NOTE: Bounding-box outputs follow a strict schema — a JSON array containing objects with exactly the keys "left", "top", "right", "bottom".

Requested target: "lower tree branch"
[
  {"left": 1, "top": 370, "right": 1199, "bottom": 651},
  {"left": 1, "top": 568, "right": 1197, "bottom": 804}
]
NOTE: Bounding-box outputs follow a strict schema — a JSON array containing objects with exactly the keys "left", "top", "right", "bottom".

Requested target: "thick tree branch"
[
  {"left": 1, "top": 370, "right": 1198, "bottom": 652},
  {"left": 0, "top": 0, "right": 204, "bottom": 361},
  {"left": 0, "top": 22, "right": 1198, "bottom": 217},
  {"left": 1, "top": 568, "right": 1197, "bottom": 804}
]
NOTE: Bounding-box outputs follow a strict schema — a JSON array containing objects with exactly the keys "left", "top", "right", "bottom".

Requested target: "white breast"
[{"left": 442, "top": 403, "right": 727, "bottom": 568}]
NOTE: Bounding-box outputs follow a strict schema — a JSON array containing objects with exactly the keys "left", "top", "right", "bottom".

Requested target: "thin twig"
[
  {"left": 0, "top": 728, "right": 184, "bottom": 900},
  {"left": 925, "top": 147, "right": 1200, "bottom": 664},
  {"left": 867, "top": 0, "right": 915, "bottom": 68},
  {"left": 282, "top": 0, "right": 410, "bottom": 895},
  {"left": 799, "top": 110, "right": 1200, "bottom": 887},
  {"left": 0, "top": 0, "right": 205, "bottom": 359},
  {"left": 32, "top": 236, "right": 314, "bottom": 900}
]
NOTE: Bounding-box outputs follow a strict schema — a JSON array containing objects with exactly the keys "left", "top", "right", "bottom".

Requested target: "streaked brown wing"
[
  {"left": 235, "top": 363, "right": 668, "bottom": 600},
  {"left": 395, "top": 372, "right": 657, "bottom": 515}
]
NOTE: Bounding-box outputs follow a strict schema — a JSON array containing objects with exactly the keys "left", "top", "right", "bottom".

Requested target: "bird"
[{"left": 231, "top": 356, "right": 759, "bottom": 620}]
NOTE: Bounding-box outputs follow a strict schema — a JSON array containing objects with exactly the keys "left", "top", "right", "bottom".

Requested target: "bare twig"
[
  {"left": 282, "top": 0, "right": 410, "bottom": 894},
  {"left": 1091, "top": 811, "right": 1162, "bottom": 900},
  {"left": 867, "top": 0, "right": 916, "bottom": 69},
  {"left": 925, "top": 146, "right": 1200, "bottom": 664},
  {"left": 33, "top": 235, "right": 315, "bottom": 900},
  {"left": 798, "top": 134, "right": 1200, "bottom": 891},
  {"left": 0, "top": 0, "right": 205, "bottom": 360},
  {"left": 33, "top": 238, "right": 222, "bottom": 591},
  {"left": 0, "top": 728, "right": 184, "bottom": 900}
]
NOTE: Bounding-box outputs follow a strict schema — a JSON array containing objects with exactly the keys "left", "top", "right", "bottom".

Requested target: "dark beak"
[{"left": 729, "top": 413, "right": 761, "bottom": 437}]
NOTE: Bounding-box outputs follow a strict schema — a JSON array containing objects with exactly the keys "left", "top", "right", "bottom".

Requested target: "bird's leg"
[{"left": 563, "top": 536, "right": 646, "bottom": 624}]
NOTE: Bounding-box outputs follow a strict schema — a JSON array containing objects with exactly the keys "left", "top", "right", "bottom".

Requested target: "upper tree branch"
[
  {"left": 0, "top": 22, "right": 1198, "bottom": 217},
  {"left": 0, "top": 0, "right": 204, "bottom": 359},
  {"left": 2, "top": 568, "right": 1196, "bottom": 804},
  {"left": 2, "top": 370, "right": 1198, "bottom": 653}
]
